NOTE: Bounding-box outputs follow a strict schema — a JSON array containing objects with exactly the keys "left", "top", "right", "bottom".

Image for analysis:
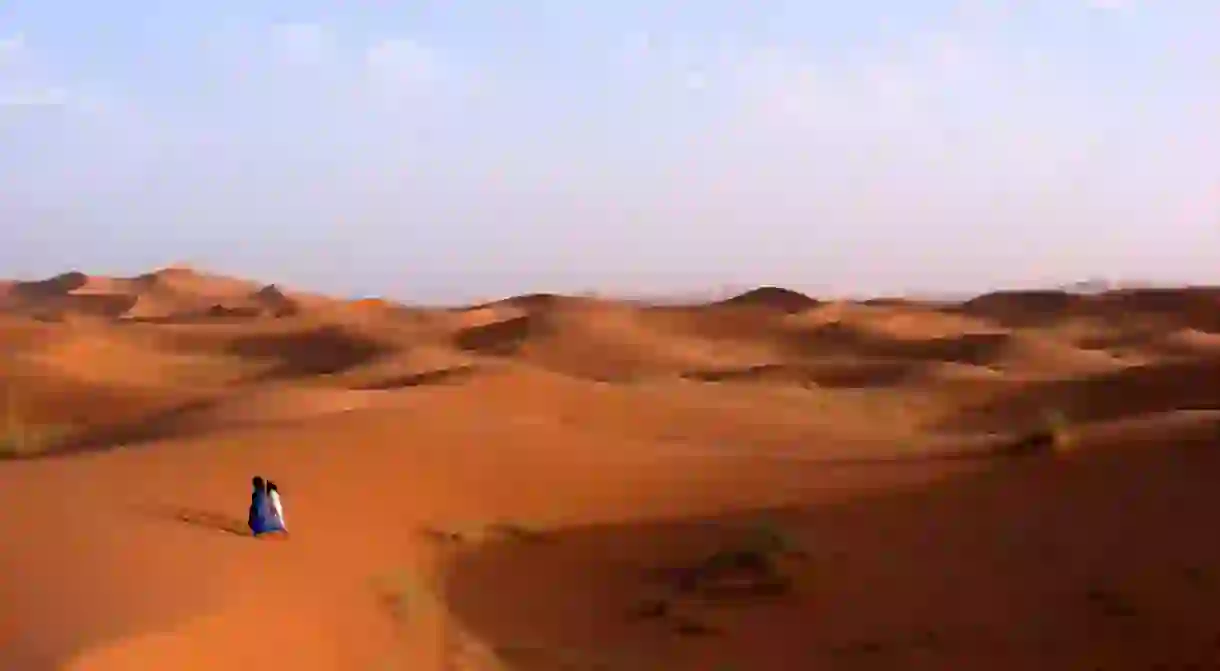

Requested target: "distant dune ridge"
[
  {"left": 713, "top": 285, "right": 821, "bottom": 312},
  {"left": 2, "top": 268, "right": 1220, "bottom": 670},
  {"left": 0, "top": 267, "right": 310, "bottom": 322}
]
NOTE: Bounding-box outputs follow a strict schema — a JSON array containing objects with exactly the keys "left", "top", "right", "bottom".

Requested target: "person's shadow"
[{"left": 135, "top": 503, "right": 251, "bottom": 537}]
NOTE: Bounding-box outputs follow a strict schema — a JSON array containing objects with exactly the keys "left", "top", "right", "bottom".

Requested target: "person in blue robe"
[{"left": 248, "top": 475, "right": 284, "bottom": 536}]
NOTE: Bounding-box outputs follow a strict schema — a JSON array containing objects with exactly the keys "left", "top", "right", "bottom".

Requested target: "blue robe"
[{"left": 248, "top": 489, "right": 283, "bottom": 535}]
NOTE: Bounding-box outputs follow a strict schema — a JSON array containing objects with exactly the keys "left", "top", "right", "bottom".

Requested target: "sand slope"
[{"left": 2, "top": 270, "right": 1219, "bottom": 670}]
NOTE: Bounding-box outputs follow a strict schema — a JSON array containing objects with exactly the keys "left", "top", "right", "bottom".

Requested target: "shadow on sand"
[
  {"left": 438, "top": 415, "right": 1220, "bottom": 671},
  {"left": 135, "top": 503, "right": 251, "bottom": 537},
  {"left": 0, "top": 399, "right": 222, "bottom": 463}
]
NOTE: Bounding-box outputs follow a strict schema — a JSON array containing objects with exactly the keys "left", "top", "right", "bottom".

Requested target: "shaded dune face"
[
  {"left": 441, "top": 416, "right": 1220, "bottom": 671},
  {"left": 959, "top": 287, "right": 1220, "bottom": 332},
  {"left": 3, "top": 271, "right": 1220, "bottom": 670},
  {"left": 0, "top": 373, "right": 189, "bottom": 443},
  {"left": 9, "top": 292, "right": 140, "bottom": 320},
  {"left": 784, "top": 322, "right": 1012, "bottom": 364},
  {"left": 10, "top": 271, "right": 92, "bottom": 298},
  {"left": 941, "top": 359, "right": 1220, "bottom": 432},
  {"left": 955, "top": 289, "right": 1083, "bottom": 327},
  {"left": 224, "top": 326, "right": 394, "bottom": 379},
  {"left": 454, "top": 314, "right": 537, "bottom": 356}
]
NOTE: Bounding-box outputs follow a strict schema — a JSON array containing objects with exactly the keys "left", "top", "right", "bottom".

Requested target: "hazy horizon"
[{"left": 3, "top": 1, "right": 1218, "bottom": 303}]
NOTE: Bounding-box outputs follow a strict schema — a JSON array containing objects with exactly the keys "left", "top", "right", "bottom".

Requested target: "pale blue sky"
[{"left": 2, "top": 1, "right": 1217, "bottom": 302}]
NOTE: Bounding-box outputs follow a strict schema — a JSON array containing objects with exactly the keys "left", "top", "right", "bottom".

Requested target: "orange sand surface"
[{"left": 2, "top": 269, "right": 1219, "bottom": 669}]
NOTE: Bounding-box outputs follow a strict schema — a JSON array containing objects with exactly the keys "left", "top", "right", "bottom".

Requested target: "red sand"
[{"left": 2, "top": 271, "right": 1219, "bottom": 670}]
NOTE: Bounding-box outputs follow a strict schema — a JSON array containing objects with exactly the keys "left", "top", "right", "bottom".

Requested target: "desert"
[
  {"left": 5, "top": 4, "right": 1219, "bottom": 667},
  {"left": 1, "top": 268, "right": 1219, "bottom": 669}
]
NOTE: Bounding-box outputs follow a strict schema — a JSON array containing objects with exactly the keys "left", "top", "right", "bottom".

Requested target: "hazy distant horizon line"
[{"left": 4, "top": 265, "right": 1216, "bottom": 308}]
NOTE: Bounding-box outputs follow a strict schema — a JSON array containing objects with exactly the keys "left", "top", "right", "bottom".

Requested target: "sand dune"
[
  {"left": 0, "top": 314, "right": 61, "bottom": 351},
  {"left": 0, "top": 356, "right": 206, "bottom": 456},
  {"left": 682, "top": 358, "right": 1005, "bottom": 391},
  {"left": 956, "top": 289, "right": 1085, "bottom": 327},
  {"left": 715, "top": 286, "right": 821, "bottom": 312},
  {"left": 3, "top": 270, "right": 1220, "bottom": 670},
  {"left": 942, "top": 358, "right": 1220, "bottom": 432},
  {"left": 1099, "top": 287, "right": 1220, "bottom": 330},
  {"left": 442, "top": 411, "right": 1220, "bottom": 671},
  {"left": 60, "top": 385, "right": 408, "bottom": 450},
  {"left": 786, "top": 300, "right": 999, "bottom": 339},
  {"left": 2, "top": 267, "right": 312, "bottom": 324},
  {"left": 454, "top": 303, "right": 779, "bottom": 381},
  {"left": 223, "top": 324, "right": 397, "bottom": 380},
  {"left": 9, "top": 270, "right": 93, "bottom": 298},
  {"left": 961, "top": 286, "right": 1220, "bottom": 332}
]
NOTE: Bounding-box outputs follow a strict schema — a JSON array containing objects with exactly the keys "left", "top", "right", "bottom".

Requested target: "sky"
[{"left": 1, "top": 1, "right": 1218, "bottom": 302}]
